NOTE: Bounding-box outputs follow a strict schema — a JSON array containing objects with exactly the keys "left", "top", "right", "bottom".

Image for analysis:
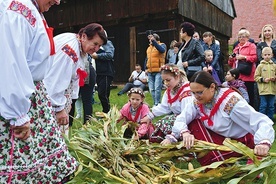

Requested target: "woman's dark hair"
[
  {"left": 190, "top": 71, "right": 217, "bottom": 88},
  {"left": 228, "top": 68, "right": 240, "bottom": 80},
  {"left": 78, "top": 23, "right": 107, "bottom": 44},
  {"left": 180, "top": 22, "right": 195, "bottom": 36}
]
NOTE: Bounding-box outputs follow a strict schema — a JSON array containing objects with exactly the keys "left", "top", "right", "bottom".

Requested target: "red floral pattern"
[
  {"left": 62, "top": 44, "right": 78, "bottom": 63},
  {"left": 0, "top": 81, "right": 78, "bottom": 183},
  {"left": 8, "top": 1, "right": 36, "bottom": 26}
]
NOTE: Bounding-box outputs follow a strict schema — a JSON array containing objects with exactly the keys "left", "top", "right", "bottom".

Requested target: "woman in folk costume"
[
  {"left": 0, "top": 0, "right": 79, "bottom": 183},
  {"left": 118, "top": 88, "right": 155, "bottom": 139},
  {"left": 141, "top": 64, "right": 193, "bottom": 143},
  {"left": 162, "top": 71, "right": 274, "bottom": 166},
  {"left": 43, "top": 23, "right": 107, "bottom": 133}
]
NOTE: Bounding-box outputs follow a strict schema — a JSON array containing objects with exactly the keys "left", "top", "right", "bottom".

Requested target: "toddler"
[{"left": 202, "top": 49, "right": 221, "bottom": 85}]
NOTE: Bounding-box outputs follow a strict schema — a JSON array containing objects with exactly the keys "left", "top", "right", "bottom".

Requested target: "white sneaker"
[{"left": 75, "top": 114, "right": 81, "bottom": 119}]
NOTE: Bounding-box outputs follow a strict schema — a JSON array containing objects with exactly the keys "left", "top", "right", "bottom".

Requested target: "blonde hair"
[
  {"left": 204, "top": 49, "right": 213, "bottom": 56},
  {"left": 261, "top": 24, "right": 275, "bottom": 42},
  {"left": 262, "top": 46, "right": 273, "bottom": 54},
  {"left": 160, "top": 64, "right": 188, "bottom": 82},
  {"left": 169, "top": 40, "right": 177, "bottom": 49},
  {"left": 238, "top": 29, "right": 250, "bottom": 37}
]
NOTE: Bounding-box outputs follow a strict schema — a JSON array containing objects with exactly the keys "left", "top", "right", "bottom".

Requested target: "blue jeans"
[
  {"left": 259, "top": 95, "right": 275, "bottom": 120},
  {"left": 147, "top": 72, "right": 162, "bottom": 105}
]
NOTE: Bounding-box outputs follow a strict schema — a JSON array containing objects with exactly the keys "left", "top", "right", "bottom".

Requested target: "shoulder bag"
[{"left": 237, "top": 60, "right": 252, "bottom": 76}]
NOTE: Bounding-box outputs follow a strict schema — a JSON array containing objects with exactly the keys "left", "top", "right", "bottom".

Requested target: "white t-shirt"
[{"left": 131, "top": 70, "right": 147, "bottom": 85}]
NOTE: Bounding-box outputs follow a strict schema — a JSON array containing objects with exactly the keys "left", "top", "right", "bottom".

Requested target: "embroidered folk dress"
[
  {"left": 149, "top": 82, "right": 193, "bottom": 142},
  {"left": 170, "top": 88, "right": 275, "bottom": 165},
  {"left": 0, "top": 0, "right": 78, "bottom": 183},
  {"left": 44, "top": 33, "right": 86, "bottom": 113}
]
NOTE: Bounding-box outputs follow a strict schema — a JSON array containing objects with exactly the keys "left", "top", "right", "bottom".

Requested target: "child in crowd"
[
  {"left": 254, "top": 47, "right": 276, "bottom": 120},
  {"left": 141, "top": 64, "right": 193, "bottom": 143},
  {"left": 166, "top": 40, "right": 177, "bottom": 64},
  {"left": 118, "top": 88, "right": 155, "bottom": 139},
  {"left": 202, "top": 50, "right": 221, "bottom": 85},
  {"left": 223, "top": 68, "right": 249, "bottom": 103},
  {"left": 169, "top": 42, "right": 181, "bottom": 64}
]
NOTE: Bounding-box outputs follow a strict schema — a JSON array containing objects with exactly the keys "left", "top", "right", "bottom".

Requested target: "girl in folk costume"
[
  {"left": 162, "top": 71, "right": 274, "bottom": 166},
  {"left": 118, "top": 88, "right": 155, "bottom": 139},
  {"left": 0, "top": 0, "right": 78, "bottom": 183},
  {"left": 43, "top": 23, "right": 107, "bottom": 133},
  {"left": 141, "top": 64, "right": 193, "bottom": 143}
]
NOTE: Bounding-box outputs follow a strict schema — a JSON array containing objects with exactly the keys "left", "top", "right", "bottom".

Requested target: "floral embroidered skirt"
[
  {"left": 0, "top": 81, "right": 78, "bottom": 183},
  {"left": 150, "top": 114, "right": 177, "bottom": 143}
]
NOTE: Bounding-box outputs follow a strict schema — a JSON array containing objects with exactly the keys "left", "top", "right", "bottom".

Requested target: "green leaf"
[{"left": 223, "top": 138, "right": 260, "bottom": 166}]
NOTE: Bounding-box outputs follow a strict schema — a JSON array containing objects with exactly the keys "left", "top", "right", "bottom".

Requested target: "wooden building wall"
[{"left": 44, "top": 0, "right": 235, "bottom": 82}]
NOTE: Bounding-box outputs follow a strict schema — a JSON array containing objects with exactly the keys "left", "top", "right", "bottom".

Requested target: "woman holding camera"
[{"left": 228, "top": 29, "right": 257, "bottom": 108}]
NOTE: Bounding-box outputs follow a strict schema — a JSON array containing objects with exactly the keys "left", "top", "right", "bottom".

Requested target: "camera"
[{"left": 231, "top": 53, "right": 236, "bottom": 57}]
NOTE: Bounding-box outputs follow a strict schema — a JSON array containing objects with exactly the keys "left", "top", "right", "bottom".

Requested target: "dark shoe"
[{"left": 117, "top": 92, "right": 123, "bottom": 96}]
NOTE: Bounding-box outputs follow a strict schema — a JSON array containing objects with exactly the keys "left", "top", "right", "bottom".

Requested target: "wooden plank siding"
[
  {"left": 178, "top": 0, "right": 233, "bottom": 37},
  {"left": 44, "top": 0, "right": 235, "bottom": 82}
]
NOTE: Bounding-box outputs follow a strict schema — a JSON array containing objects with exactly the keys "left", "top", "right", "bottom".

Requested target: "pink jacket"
[
  {"left": 120, "top": 102, "right": 149, "bottom": 122},
  {"left": 228, "top": 42, "right": 257, "bottom": 82},
  {"left": 119, "top": 102, "right": 154, "bottom": 138}
]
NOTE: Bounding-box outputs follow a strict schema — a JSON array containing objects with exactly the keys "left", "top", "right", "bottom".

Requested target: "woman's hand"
[
  {"left": 183, "top": 61, "right": 188, "bottom": 68},
  {"left": 236, "top": 55, "right": 246, "bottom": 60},
  {"left": 254, "top": 144, "right": 270, "bottom": 156},
  {"left": 56, "top": 109, "right": 69, "bottom": 125},
  {"left": 182, "top": 132, "right": 195, "bottom": 149},
  {"left": 160, "top": 138, "right": 171, "bottom": 146},
  {"left": 11, "top": 122, "right": 31, "bottom": 140}
]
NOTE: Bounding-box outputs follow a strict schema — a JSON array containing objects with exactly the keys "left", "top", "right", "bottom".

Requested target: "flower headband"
[
  {"left": 127, "top": 88, "right": 145, "bottom": 98},
  {"left": 161, "top": 65, "right": 180, "bottom": 75}
]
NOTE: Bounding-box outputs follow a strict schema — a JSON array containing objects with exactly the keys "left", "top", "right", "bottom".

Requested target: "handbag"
[
  {"left": 186, "top": 66, "right": 202, "bottom": 78},
  {"left": 237, "top": 60, "right": 252, "bottom": 76}
]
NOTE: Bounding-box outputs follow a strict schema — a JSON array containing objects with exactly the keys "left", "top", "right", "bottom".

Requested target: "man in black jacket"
[{"left": 91, "top": 39, "right": 115, "bottom": 113}]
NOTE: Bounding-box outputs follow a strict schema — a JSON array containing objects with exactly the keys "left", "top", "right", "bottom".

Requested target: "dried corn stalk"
[{"left": 65, "top": 106, "right": 276, "bottom": 184}]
